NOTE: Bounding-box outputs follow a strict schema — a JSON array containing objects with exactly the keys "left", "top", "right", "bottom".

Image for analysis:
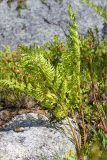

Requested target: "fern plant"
[
  {"left": 0, "top": 4, "right": 80, "bottom": 118},
  {"left": 1, "top": 1, "right": 107, "bottom": 159}
]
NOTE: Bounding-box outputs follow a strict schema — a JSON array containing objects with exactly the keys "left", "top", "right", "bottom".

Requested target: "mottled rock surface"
[
  {"left": 0, "top": 0, "right": 107, "bottom": 49},
  {"left": 0, "top": 113, "right": 76, "bottom": 160}
]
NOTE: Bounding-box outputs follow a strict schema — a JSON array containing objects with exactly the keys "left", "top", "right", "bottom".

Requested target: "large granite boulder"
[
  {"left": 0, "top": 113, "right": 77, "bottom": 160},
  {"left": 0, "top": 0, "right": 107, "bottom": 49}
]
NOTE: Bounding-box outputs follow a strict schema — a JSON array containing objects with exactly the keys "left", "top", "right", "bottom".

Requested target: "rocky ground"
[
  {"left": 0, "top": 0, "right": 107, "bottom": 49},
  {"left": 0, "top": 97, "right": 48, "bottom": 129},
  {"left": 0, "top": 113, "right": 77, "bottom": 160},
  {"left": 0, "top": 97, "right": 76, "bottom": 159}
]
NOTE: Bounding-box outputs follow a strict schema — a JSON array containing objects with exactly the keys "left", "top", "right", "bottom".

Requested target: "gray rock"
[
  {"left": 0, "top": 113, "right": 77, "bottom": 160},
  {"left": 0, "top": 0, "right": 107, "bottom": 49}
]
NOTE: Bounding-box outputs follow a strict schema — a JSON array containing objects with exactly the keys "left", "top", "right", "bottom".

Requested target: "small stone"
[{"left": 14, "top": 126, "right": 26, "bottom": 132}]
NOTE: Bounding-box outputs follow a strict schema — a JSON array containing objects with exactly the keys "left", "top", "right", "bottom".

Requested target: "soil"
[{"left": 0, "top": 98, "right": 49, "bottom": 129}]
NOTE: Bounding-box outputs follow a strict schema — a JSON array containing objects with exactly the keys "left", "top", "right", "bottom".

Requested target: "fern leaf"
[
  {"left": 61, "top": 4, "right": 80, "bottom": 105},
  {"left": 82, "top": 0, "right": 107, "bottom": 22},
  {"left": 0, "top": 78, "right": 26, "bottom": 92}
]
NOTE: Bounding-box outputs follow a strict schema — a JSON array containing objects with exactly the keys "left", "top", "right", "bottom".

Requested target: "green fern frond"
[
  {"left": 29, "top": 83, "right": 45, "bottom": 102},
  {"left": 82, "top": 0, "right": 107, "bottom": 21},
  {"left": 0, "top": 78, "right": 26, "bottom": 92},
  {"left": 23, "top": 53, "right": 55, "bottom": 88},
  {"left": 61, "top": 4, "right": 80, "bottom": 105}
]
